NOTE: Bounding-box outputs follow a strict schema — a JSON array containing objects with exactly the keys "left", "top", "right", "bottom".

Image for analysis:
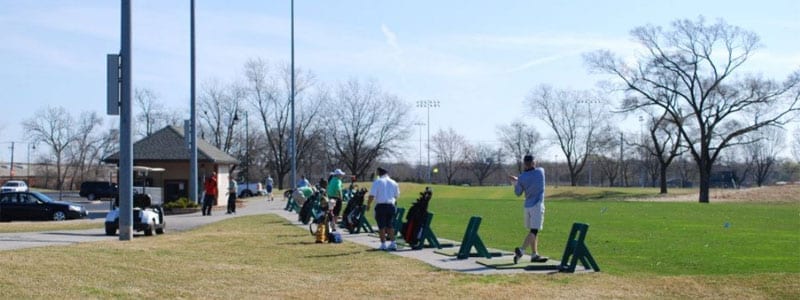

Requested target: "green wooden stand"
[
  {"left": 284, "top": 197, "right": 300, "bottom": 212},
  {"left": 412, "top": 212, "right": 454, "bottom": 249},
  {"left": 392, "top": 207, "right": 406, "bottom": 236},
  {"left": 352, "top": 206, "right": 374, "bottom": 234},
  {"left": 456, "top": 216, "right": 501, "bottom": 259},
  {"left": 556, "top": 223, "right": 600, "bottom": 273}
]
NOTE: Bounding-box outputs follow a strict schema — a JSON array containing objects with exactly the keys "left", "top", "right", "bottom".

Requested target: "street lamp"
[
  {"left": 416, "top": 100, "right": 439, "bottom": 184},
  {"left": 234, "top": 110, "right": 248, "bottom": 183}
]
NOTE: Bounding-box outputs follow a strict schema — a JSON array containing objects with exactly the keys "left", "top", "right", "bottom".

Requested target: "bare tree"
[
  {"left": 793, "top": 127, "right": 800, "bottom": 163},
  {"left": 322, "top": 79, "right": 411, "bottom": 180},
  {"left": 430, "top": 128, "right": 468, "bottom": 185},
  {"left": 525, "top": 85, "right": 609, "bottom": 186},
  {"left": 745, "top": 127, "right": 785, "bottom": 186},
  {"left": 585, "top": 17, "right": 800, "bottom": 202},
  {"left": 497, "top": 121, "right": 543, "bottom": 174},
  {"left": 632, "top": 111, "right": 685, "bottom": 193},
  {"left": 22, "top": 106, "right": 75, "bottom": 192},
  {"left": 65, "top": 111, "right": 104, "bottom": 189},
  {"left": 464, "top": 143, "right": 503, "bottom": 186},
  {"left": 199, "top": 79, "right": 243, "bottom": 153},
  {"left": 245, "top": 58, "right": 322, "bottom": 189}
]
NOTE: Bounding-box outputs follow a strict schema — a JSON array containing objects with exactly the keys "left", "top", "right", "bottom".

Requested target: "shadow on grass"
[
  {"left": 550, "top": 190, "right": 649, "bottom": 201},
  {"left": 303, "top": 250, "right": 362, "bottom": 259}
]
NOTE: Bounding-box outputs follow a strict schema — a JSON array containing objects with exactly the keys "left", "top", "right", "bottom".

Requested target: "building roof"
[{"left": 103, "top": 125, "right": 239, "bottom": 164}]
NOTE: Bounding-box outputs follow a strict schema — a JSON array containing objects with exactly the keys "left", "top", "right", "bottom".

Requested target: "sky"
[{"left": 1, "top": 0, "right": 798, "bottom": 164}]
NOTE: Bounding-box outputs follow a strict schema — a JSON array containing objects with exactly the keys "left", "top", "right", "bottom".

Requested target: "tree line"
[{"left": 14, "top": 17, "right": 800, "bottom": 203}]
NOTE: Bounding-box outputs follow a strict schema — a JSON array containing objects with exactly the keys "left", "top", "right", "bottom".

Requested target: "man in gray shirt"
[{"left": 508, "top": 154, "right": 548, "bottom": 264}]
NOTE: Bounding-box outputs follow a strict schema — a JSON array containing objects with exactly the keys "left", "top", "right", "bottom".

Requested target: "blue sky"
[{"left": 1, "top": 0, "right": 798, "bottom": 163}]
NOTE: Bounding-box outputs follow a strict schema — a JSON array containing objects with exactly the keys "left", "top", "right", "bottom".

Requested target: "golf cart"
[{"left": 104, "top": 166, "right": 166, "bottom": 236}]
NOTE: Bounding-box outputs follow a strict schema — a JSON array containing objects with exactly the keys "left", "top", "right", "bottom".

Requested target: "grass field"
[
  {"left": 0, "top": 184, "right": 797, "bottom": 298},
  {"left": 391, "top": 183, "right": 800, "bottom": 276}
]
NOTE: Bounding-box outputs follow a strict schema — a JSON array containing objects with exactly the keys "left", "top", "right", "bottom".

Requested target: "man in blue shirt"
[{"left": 509, "top": 154, "right": 548, "bottom": 264}]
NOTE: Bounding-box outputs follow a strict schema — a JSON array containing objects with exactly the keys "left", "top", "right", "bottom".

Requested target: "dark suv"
[{"left": 79, "top": 181, "right": 118, "bottom": 200}]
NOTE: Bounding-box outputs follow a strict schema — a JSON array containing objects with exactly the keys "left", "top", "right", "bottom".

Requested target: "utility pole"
[{"left": 118, "top": 0, "right": 134, "bottom": 241}]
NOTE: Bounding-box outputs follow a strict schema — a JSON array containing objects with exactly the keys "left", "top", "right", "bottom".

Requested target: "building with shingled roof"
[{"left": 103, "top": 125, "right": 239, "bottom": 206}]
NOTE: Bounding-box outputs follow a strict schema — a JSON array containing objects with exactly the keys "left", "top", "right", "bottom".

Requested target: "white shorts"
[{"left": 524, "top": 205, "right": 545, "bottom": 230}]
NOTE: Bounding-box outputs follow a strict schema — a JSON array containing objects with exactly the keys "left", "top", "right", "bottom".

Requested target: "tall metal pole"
[
  {"left": 189, "top": 0, "right": 199, "bottom": 205},
  {"left": 416, "top": 100, "right": 438, "bottom": 184},
  {"left": 244, "top": 110, "right": 248, "bottom": 182},
  {"left": 290, "top": 0, "right": 296, "bottom": 190},
  {"left": 9, "top": 142, "right": 14, "bottom": 179},
  {"left": 413, "top": 122, "right": 424, "bottom": 181},
  {"left": 426, "top": 107, "right": 431, "bottom": 183},
  {"left": 119, "top": 0, "right": 134, "bottom": 241}
]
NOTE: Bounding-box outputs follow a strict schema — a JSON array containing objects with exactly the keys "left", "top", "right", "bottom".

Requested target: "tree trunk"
[
  {"left": 659, "top": 164, "right": 668, "bottom": 194},
  {"left": 698, "top": 166, "right": 710, "bottom": 203}
]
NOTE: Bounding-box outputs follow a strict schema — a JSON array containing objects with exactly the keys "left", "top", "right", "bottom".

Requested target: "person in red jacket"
[{"left": 202, "top": 171, "right": 218, "bottom": 216}]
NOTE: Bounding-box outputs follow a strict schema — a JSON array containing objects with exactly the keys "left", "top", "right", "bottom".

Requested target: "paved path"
[{"left": 0, "top": 196, "right": 590, "bottom": 275}]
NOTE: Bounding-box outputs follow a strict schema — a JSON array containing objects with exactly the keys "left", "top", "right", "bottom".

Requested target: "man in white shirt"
[{"left": 367, "top": 167, "right": 400, "bottom": 251}]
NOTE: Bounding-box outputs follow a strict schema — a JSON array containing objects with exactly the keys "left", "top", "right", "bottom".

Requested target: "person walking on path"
[
  {"left": 509, "top": 154, "right": 548, "bottom": 264},
  {"left": 366, "top": 167, "right": 400, "bottom": 251},
  {"left": 202, "top": 171, "right": 218, "bottom": 216},
  {"left": 327, "top": 169, "right": 346, "bottom": 220},
  {"left": 227, "top": 176, "right": 238, "bottom": 214},
  {"left": 265, "top": 175, "right": 274, "bottom": 202}
]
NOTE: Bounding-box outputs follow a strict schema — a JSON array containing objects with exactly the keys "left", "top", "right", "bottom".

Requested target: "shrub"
[{"left": 163, "top": 197, "right": 199, "bottom": 209}]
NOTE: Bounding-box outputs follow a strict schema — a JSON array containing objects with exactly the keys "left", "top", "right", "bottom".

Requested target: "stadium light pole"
[
  {"left": 118, "top": 0, "right": 134, "bottom": 241},
  {"left": 413, "top": 122, "right": 424, "bottom": 181},
  {"left": 290, "top": 0, "right": 296, "bottom": 190},
  {"left": 416, "top": 100, "right": 439, "bottom": 184},
  {"left": 577, "top": 98, "right": 602, "bottom": 186}
]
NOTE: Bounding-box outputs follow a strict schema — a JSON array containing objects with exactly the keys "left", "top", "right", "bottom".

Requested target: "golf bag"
[
  {"left": 401, "top": 187, "right": 432, "bottom": 249},
  {"left": 299, "top": 191, "right": 323, "bottom": 225},
  {"left": 342, "top": 188, "right": 368, "bottom": 233}
]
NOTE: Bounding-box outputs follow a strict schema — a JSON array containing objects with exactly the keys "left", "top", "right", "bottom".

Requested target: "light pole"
[
  {"left": 234, "top": 110, "right": 248, "bottom": 183},
  {"left": 8, "top": 142, "right": 14, "bottom": 179},
  {"left": 577, "top": 98, "right": 602, "bottom": 187},
  {"left": 554, "top": 154, "right": 558, "bottom": 188},
  {"left": 416, "top": 100, "right": 439, "bottom": 184},
  {"left": 27, "top": 143, "right": 35, "bottom": 180},
  {"left": 413, "top": 122, "right": 424, "bottom": 181},
  {"left": 290, "top": 0, "right": 296, "bottom": 190}
]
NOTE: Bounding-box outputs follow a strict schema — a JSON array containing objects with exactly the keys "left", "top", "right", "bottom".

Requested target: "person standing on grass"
[
  {"left": 367, "top": 166, "right": 400, "bottom": 251},
  {"left": 227, "top": 176, "right": 237, "bottom": 214},
  {"left": 327, "top": 169, "right": 346, "bottom": 221},
  {"left": 509, "top": 154, "right": 548, "bottom": 264},
  {"left": 202, "top": 171, "right": 218, "bottom": 216}
]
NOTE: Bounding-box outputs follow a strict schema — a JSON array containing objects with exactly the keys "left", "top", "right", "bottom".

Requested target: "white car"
[{"left": 1, "top": 180, "right": 29, "bottom": 193}]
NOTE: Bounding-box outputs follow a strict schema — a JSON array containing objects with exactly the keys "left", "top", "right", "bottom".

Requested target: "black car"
[
  {"left": 0, "top": 191, "right": 88, "bottom": 221},
  {"left": 79, "top": 181, "right": 118, "bottom": 200}
]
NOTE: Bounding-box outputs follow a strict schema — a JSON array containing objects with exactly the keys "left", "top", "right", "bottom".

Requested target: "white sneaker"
[
  {"left": 388, "top": 242, "right": 397, "bottom": 251},
  {"left": 378, "top": 243, "right": 387, "bottom": 250}
]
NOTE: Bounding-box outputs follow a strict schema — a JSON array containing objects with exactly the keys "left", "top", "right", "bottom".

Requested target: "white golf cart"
[{"left": 104, "top": 166, "right": 166, "bottom": 236}]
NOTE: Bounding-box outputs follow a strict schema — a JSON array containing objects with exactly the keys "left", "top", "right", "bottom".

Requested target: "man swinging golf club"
[{"left": 509, "top": 154, "right": 548, "bottom": 264}]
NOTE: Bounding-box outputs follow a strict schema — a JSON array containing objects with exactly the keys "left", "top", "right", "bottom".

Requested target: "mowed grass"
[
  {"left": 387, "top": 183, "right": 800, "bottom": 276},
  {"left": 0, "top": 214, "right": 797, "bottom": 299},
  {"left": 0, "top": 219, "right": 104, "bottom": 233}
]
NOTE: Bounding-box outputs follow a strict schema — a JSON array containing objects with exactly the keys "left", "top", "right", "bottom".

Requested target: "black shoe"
[
  {"left": 513, "top": 247, "right": 523, "bottom": 264},
  {"left": 531, "top": 254, "right": 548, "bottom": 263}
]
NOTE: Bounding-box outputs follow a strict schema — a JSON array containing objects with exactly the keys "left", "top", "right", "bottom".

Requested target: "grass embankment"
[
  {"left": 0, "top": 219, "right": 103, "bottom": 233},
  {"left": 0, "top": 214, "right": 797, "bottom": 299}
]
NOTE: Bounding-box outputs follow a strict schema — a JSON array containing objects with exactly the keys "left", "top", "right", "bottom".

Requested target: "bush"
[{"left": 163, "top": 197, "right": 199, "bottom": 209}]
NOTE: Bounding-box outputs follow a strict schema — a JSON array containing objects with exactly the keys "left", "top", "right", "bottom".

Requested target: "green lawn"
[{"left": 385, "top": 183, "right": 800, "bottom": 276}]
